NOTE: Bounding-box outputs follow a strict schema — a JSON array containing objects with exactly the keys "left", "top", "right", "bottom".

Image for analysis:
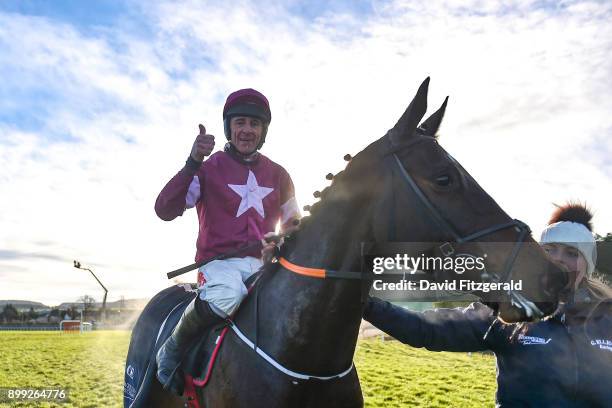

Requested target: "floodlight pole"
[{"left": 73, "top": 260, "right": 108, "bottom": 321}]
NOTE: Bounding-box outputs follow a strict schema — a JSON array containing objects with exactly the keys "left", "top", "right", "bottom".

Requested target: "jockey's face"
[
  {"left": 230, "top": 116, "right": 263, "bottom": 155},
  {"left": 542, "top": 243, "right": 588, "bottom": 290}
]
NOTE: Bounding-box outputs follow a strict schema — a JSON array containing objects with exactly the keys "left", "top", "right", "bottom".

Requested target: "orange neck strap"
[
  {"left": 278, "top": 257, "right": 367, "bottom": 281},
  {"left": 278, "top": 257, "right": 327, "bottom": 279}
]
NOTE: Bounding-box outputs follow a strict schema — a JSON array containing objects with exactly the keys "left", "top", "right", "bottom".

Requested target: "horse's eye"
[{"left": 435, "top": 175, "right": 451, "bottom": 187}]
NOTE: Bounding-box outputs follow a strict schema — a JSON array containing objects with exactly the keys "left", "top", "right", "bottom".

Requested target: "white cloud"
[{"left": 0, "top": 0, "right": 611, "bottom": 305}]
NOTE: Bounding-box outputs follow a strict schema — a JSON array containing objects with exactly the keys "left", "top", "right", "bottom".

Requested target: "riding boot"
[{"left": 156, "top": 297, "right": 224, "bottom": 395}]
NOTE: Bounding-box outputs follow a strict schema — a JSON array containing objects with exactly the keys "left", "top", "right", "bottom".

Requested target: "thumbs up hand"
[{"left": 190, "top": 124, "right": 215, "bottom": 162}]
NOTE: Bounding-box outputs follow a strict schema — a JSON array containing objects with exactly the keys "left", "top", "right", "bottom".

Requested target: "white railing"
[{"left": 0, "top": 326, "right": 60, "bottom": 331}]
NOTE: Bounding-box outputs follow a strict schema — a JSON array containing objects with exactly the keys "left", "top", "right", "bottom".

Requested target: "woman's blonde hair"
[{"left": 582, "top": 274, "right": 612, "bottom": 304}]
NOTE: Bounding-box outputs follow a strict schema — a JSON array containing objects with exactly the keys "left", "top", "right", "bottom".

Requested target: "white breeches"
[{"left": 197, "top": 256, "right": 263, "bottom": 317}]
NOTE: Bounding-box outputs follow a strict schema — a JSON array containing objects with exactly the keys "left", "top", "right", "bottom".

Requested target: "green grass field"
[{"left": 0, "top": 331, "right": 496, "bottom": 407}]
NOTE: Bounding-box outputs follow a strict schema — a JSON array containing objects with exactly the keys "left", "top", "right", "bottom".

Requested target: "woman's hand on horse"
[{"left": 191, "top": 124, "right": 215, "bottom": 162}]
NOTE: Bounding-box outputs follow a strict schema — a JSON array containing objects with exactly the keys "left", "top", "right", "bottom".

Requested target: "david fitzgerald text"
[{"left": 373, "top": 279, "right": 523, "bottom": 293}]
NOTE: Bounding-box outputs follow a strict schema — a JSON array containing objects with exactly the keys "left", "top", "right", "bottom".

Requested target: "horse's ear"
[
  {"left": 417, "top": 96, "right": 448, "bottom": 138},
  {"left": 389, "top": 77, "right": 429, "bottom": 146}
]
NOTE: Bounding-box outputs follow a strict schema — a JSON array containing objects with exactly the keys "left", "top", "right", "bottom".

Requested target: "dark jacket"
[{"left": 364, "top": 297, "right": 612, "bottom": 407}]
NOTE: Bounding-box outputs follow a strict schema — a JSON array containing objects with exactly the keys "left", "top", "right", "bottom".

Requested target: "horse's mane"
[{"left": 292, "top": 160, "right": 353, "bottom": 233}]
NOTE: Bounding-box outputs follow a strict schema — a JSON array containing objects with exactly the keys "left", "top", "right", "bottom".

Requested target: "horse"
[{"left": 138, "top": 78, "right": 568, "bottom": 407}]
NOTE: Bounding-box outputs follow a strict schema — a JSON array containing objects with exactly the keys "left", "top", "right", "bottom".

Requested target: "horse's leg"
[{"left": 147, "top": 378, "right": 186, "bottom": 408}]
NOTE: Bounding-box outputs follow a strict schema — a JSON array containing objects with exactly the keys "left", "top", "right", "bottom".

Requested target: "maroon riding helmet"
[{"left": 223, "top": 88, "right": 272, "bottom": 150}]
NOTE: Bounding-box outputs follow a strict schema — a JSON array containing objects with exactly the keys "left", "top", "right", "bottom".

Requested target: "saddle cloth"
[{"left": 124, "top": 272, "right": 262, "bottom": 408}]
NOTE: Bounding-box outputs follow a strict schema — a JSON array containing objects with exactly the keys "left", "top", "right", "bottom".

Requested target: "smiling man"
[{"left": 154, "top": 88, "right": 300, "bottom": 395}]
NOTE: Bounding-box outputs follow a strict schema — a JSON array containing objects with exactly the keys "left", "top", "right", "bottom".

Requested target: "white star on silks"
[{"left": 228, "top": 170, "right": 274, "bottom": 218}]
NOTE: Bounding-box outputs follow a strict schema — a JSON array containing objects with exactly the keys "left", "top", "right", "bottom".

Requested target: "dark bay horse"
[{"left": 146, "top": 78, "right": 568, "bottom": 407}]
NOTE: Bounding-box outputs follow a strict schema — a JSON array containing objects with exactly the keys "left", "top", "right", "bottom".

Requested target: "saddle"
[{"left": 124, "top": 272, "right": 262, "bottom": 408}]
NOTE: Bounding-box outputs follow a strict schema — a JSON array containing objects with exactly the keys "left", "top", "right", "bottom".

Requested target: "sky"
[{"left": 1, "top": 0, "right": 611, "bottom": 306}]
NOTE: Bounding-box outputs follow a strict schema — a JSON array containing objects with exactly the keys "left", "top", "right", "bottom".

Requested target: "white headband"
[{"left": 540, "top": 221, "right": 597, "bottom": 276}]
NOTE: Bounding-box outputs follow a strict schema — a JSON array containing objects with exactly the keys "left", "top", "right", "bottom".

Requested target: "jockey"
[{"left": 154, "top": 88, "right": 300, "bottom": 394}]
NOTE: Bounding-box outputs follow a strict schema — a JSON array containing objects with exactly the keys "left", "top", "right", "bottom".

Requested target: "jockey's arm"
[{"left": 155, "top": 157, "right": 202, "bottom": 221}]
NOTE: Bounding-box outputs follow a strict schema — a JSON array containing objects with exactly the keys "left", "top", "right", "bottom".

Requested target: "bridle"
[
  {"left": 384, "top": 136, "right": 544, "bottom": 318},
  {"left": 280, "top": 135, "right": 545, "bottom": 318}
]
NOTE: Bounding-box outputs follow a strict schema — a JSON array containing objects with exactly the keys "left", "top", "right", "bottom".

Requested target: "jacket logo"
[
  {"left": 591, "top": 339, "right": 612, "bottom": 352},
  {"left": 517, "top": 334, "right": 551, "bottom": 345},
  {"left": 126, "top": 364, "right": 135, "bottom": 379},
  {"left": 228, "top": 170, "right": 273, "bottom": 218}
]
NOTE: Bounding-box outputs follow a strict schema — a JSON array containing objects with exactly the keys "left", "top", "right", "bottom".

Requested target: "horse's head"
[{"left": 333, "top": 78, "right": 568, "bottom": 323}]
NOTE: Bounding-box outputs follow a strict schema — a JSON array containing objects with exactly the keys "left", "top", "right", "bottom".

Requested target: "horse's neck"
[
  {"left": 253, "top": 202, "right": 367, "bottom": 374},
  {"left": 289, "top": 212, "right": 363, "bottom": 273}
]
